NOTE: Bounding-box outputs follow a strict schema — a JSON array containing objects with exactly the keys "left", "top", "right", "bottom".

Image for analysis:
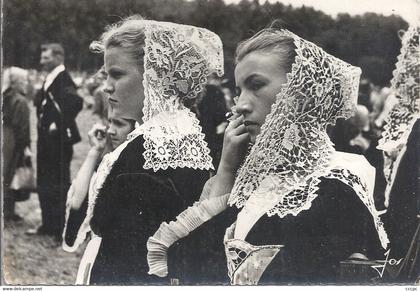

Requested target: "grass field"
[{"left": 3, "top": 103, "right": 99, "bottom": 285}]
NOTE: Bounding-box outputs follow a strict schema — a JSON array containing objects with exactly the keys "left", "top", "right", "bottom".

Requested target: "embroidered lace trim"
[
  {"left": 141, "top": 21, "right": 224, "bottom": 171},
  {"left": 140, "top": 109, "right": 213, "bottom": 171},
  {"left": 224, "top": 223, "right": 283, "bottom": 285},
  {"left": 377, "top": 25, "right": 419, "bottom": 201}
]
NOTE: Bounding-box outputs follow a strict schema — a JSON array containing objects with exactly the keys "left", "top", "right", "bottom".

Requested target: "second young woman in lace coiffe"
[{"left": 148, "top": 23, "right": 389, "bottom": 284}]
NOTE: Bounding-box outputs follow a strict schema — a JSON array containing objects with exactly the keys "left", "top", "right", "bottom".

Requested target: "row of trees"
[{"left": 4, "top": 0, "right": 408, "bottom": 86}]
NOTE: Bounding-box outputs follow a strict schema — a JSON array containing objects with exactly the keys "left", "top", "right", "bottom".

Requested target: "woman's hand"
[
  {"left": 88, "top": 123, "right": 108, "bottom": 153},
  {"left": 218, "top": 114, "right": 251, "bottom": 175},
  {"left": 208, "top": 114, "right": 250, "bottom": 199}
]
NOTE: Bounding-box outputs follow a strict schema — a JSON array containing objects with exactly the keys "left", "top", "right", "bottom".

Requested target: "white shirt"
[{"left": 43, "top": 64, "right": 65, "bottom": 91}]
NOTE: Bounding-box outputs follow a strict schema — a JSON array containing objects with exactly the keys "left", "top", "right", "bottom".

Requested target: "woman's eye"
[
  {"left": 250, "top": 81, "right": 265, "bottom": 90},
  {"left": 109, "top": 70, "right": 123, "bottom": 79}
]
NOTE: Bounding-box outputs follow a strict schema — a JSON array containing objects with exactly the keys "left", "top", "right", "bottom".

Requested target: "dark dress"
[
  {"left": 176, "top": 203, "right": 238, "bottom": 284},
  {"left": 234, "top": 178, "right": 384, "bottom": 284},
  {"left": 86, "top": 134, "right": 209, "bottom": 285},
  {"left": 382, "top": 119, "right": 420, "bottom": 282}
]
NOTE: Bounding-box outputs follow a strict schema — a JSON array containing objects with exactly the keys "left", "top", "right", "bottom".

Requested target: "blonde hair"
[
  {"left": 2, "top": 66, "right": 28, "bottom": 94},
  {"left": 90, "top": 15, "right": 146, "bottom": 67},
  {"left": 235, "top": 21, "right": 296, "bottom": 74}
]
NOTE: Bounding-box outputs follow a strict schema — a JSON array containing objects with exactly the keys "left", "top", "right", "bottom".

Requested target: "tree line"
[{"left": 4, "top": 0, "right": 408, "bottom": 86}]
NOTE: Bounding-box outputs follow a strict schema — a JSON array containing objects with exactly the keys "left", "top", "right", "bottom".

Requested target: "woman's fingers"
[
  {"left": 231, "top": 124, "right": 247, "bottom": 136},
  {"left": 226, "top": 114, "right": 243, "bottom": 130},
  {"left": 225, "top": 124, "right": 247, "bottom": 141},
  {"left": 231, "top": 131, "right": 250, "bottom": 147},
  {"left": 236, "top": 131, "right": 251, "bottom": 142}
]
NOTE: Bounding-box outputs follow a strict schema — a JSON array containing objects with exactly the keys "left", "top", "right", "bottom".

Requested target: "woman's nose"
[
  {"left": 235, "top": 93, "right": 252, "bottom": 115},
  {"left": 103, "top": 80, "right": 114, "bottom": 95}
]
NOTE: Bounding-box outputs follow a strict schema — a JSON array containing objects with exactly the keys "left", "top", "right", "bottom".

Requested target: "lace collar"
[{"left": 228, "top": 29, "right": 388, "bottom": 249}]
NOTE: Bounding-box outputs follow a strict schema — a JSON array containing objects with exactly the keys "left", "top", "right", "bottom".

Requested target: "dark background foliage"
[{"left": 4, "top": 0, "right": 408, "bottom": 86}]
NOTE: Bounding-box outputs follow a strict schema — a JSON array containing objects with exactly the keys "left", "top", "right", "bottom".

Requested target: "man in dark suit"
[{"left": 29, "top": 43, "right": 83, "bottom": 240}]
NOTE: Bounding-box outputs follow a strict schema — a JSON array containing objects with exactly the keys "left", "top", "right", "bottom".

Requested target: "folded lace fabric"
[
  {"left": 376, "top": 25, "right": 419, "bottom": 207},
  {"left": 147, "top": 192, "right": 230, "bottom": 277},
  {"left": 377, "top": 26, "right": 419, "bottom": 153}
]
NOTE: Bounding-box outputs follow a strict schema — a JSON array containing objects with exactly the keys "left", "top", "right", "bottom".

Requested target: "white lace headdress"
[
  {"left": 376, "top": 25, "right": 419, "bottom": 206},
  {"left": 228, "top": 29, "right": 388, "bottom": 248},
  {"left": 140, "top": 20, "right": 224, "bottom": 171}
]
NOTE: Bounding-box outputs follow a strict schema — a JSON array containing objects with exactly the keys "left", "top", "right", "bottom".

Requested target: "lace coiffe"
[
  {"left": 376, "top": 25, "right": 419, "bottom": 206},
  {"left": 141, "top": 21, "right": 224, "bottom": 171}
]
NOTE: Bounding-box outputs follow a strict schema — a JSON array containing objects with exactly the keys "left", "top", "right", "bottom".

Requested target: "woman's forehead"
[
  {"left": 235, "top": 51, "right": 285, "bottom": 84},
  {"left": 104, "top": 46, "right": 136, "bottom": 68}
]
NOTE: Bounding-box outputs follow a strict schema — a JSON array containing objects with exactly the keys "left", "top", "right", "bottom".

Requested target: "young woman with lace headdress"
[
  {"left": 62, "top": 16, "right": 224, "bottom": 285},
  {"left": 377, "top": 25, "right": 419, "bottom": 282},
  {"left": 147, "top": 24, "right": 390, "bottom": 284}
]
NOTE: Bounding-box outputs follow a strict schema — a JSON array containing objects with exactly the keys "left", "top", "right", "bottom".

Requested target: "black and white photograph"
[{"left": 1, "top": 0, "right": 419, "bottom": 288}]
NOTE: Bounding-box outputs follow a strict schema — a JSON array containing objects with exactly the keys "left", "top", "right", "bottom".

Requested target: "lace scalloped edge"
[
  {"left": 141, "top": 109, "right": 215, "bottom": 172},
  {"left": 377, "top": 112, "right": 419, "bottom": 153}
]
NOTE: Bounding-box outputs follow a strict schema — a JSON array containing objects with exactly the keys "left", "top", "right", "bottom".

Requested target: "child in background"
[{"left": 62, "top": 109, "right": 135, "bottom": 284}]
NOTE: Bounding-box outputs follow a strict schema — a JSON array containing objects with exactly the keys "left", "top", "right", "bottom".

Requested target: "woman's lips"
[{"left": 108, "top": 98, "right": 118, "bottom": 103}]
